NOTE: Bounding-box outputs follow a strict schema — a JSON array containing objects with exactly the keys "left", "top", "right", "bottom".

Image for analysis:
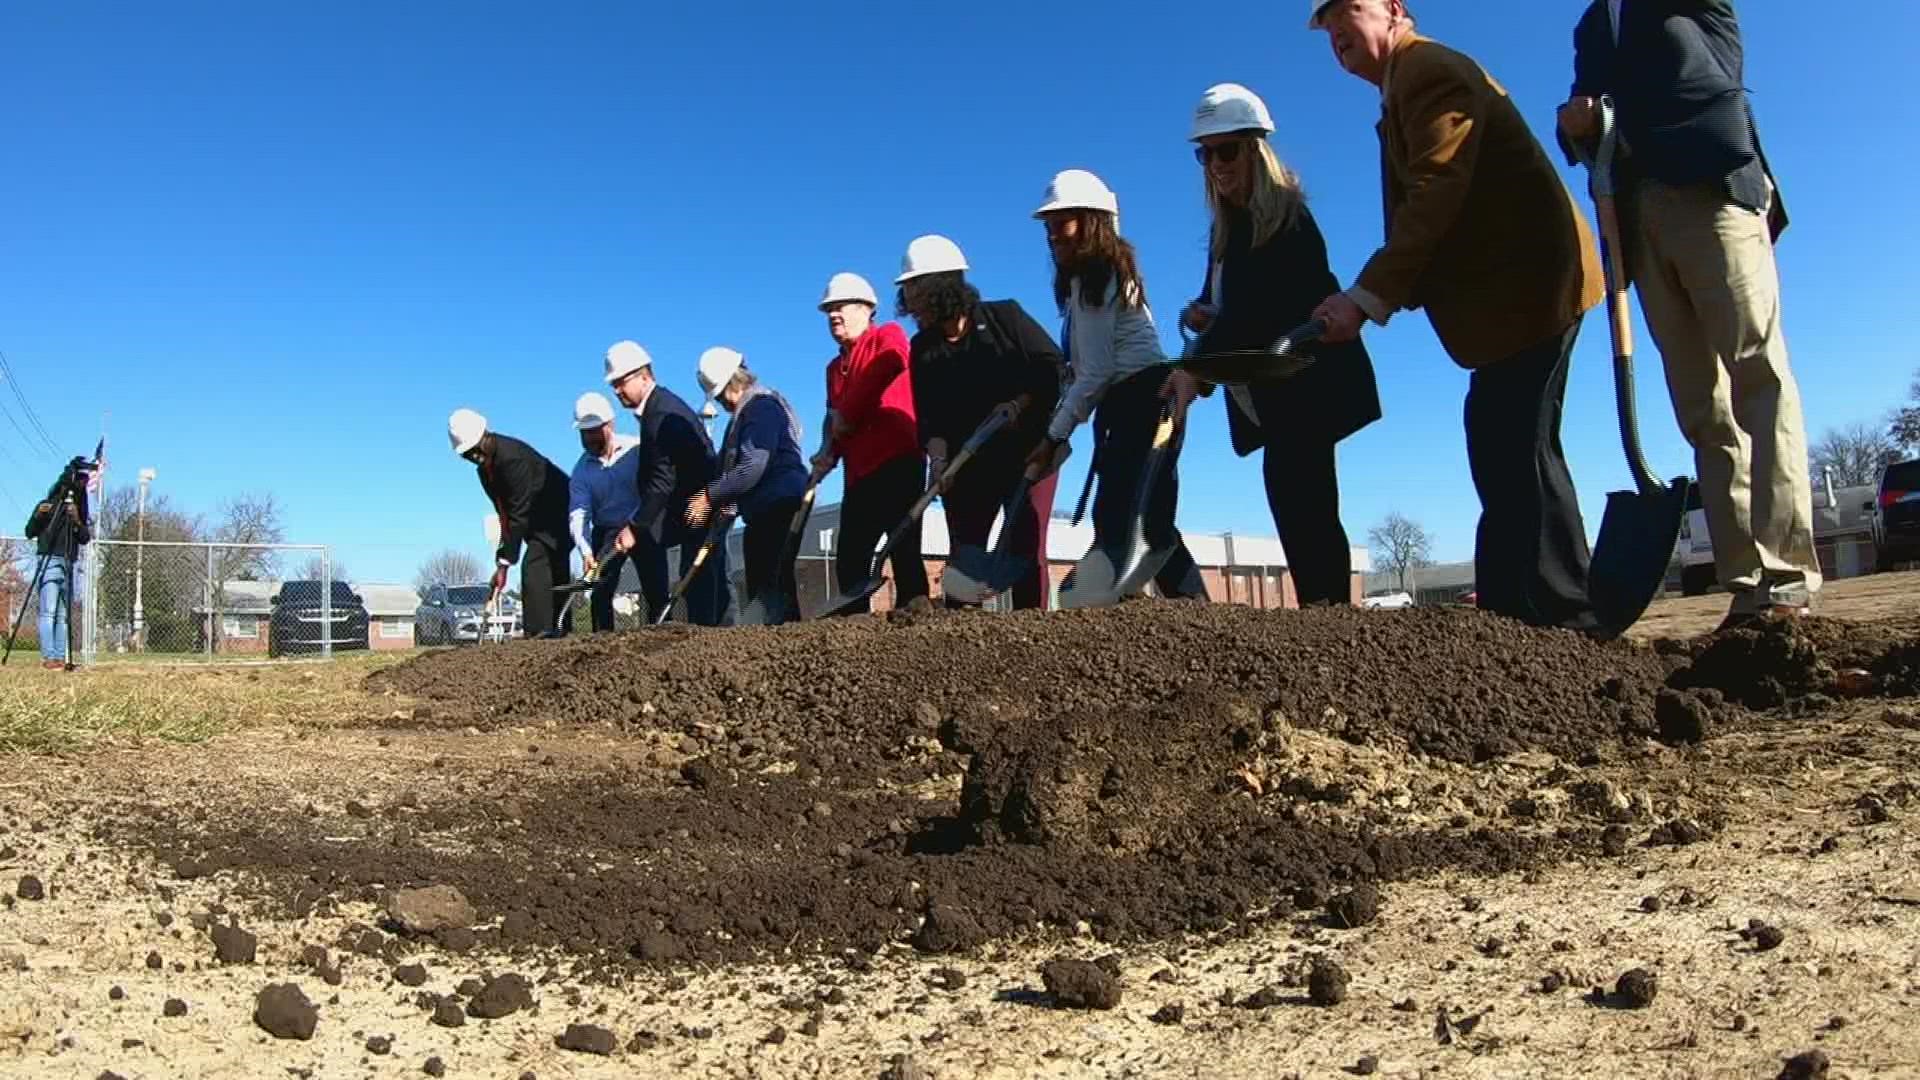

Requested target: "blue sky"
[{"left": 1, "top": 1, "right": 1909, "bottom": 585}]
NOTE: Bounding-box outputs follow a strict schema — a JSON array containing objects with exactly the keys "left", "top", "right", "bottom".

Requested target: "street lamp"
[{"left": 134, "top": 468, "right": 155, "bottom": 651}]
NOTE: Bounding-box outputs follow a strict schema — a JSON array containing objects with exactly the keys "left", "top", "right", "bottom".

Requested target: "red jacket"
[{"left": 826, "top": 322, "right": 919, "bottom": 484}]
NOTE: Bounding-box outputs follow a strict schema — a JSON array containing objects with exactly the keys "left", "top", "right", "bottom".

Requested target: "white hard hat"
[
  {"left": 819, "top": 272, "right": 879, "bottom": 311},
  {"left": 604, "top": 340, "right": 653, "bottom": 385},
  {"left": 696, "top": 346, "right": 746, "bottom": 399},
  {"left": 448, "top": 408, "right": 488, "bottom": 455},
  {"left": 1190, "top": 83, "right": 1276, "bottom": 141},
  {"left": 895, "top": 234, "right": 969, "bottom": 284},
  {"left": 1307, "top": 0, "right": 1338, "bottom": 28},
  {"left": 573, "top": 392, "right": 614, "bottom": 431},
  {"left": 1034, "top": 169, "right": 1120, "bottom": 219}
]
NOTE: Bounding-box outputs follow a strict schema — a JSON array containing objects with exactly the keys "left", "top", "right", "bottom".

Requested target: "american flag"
[{"left": 87, "top": 436, "right": 105, "bottom": 495}]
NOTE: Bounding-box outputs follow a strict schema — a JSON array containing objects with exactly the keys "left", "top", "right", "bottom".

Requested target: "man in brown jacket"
[{"left": 1308, "top": 0, "right": 1605, "bottom": 633}]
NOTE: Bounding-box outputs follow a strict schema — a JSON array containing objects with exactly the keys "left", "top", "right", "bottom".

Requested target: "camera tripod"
[{"left": 3, "top": 481, "right": 82, "bottom": 669}]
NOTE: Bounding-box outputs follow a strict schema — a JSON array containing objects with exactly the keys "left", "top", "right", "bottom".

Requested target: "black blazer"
[
  {"left": 1195, "top": 206, "right": 1382, "bottom": 457},
  {"left": 477, "top": 434, "right": 570, "bottom": 564},
  {"left": 628, "top": 385, "right": 719, "bottom": 541},
  {"left": 1565, "top": 0, "right": 1785, "bottom": 239}
]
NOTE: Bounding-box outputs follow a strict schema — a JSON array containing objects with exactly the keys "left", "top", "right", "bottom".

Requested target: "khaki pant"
[{"left": 1630, "top": 179, "right": 1820, "bottom": 609}]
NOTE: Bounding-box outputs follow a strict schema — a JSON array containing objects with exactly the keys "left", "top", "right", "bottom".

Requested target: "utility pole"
[{"left": 134, "top": 467, "right": 155, "bottom": 651}]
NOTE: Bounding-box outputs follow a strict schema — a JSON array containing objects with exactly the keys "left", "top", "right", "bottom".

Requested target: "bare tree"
[
  {"left": 211, "top": 493, "right": 285, "bottom": 581},
  {"left": 1368, "top": 512, "right": 1433, "bottom": 594},
  {"left": 297, "top": 555, "right": 349, "bottom": 583},
  {"left": 1889, "top": 367, "right": 1920, "bottom": 454},
  {"left": 1811, "top": 422, "right": 1897, "bottom": 488},
  {"left": 414, "top": 549, "right": 483, "bottom": 594}
]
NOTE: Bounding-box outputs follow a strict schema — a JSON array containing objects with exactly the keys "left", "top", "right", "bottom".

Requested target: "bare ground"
[{"left": 2, "top": 574, "right": 1918, "bottom": 1079}]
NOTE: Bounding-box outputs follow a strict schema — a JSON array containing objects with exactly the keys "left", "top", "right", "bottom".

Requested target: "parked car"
[
  {"left": 268, "top": 580, "right": 369, "bottom": 658},
  {"left": 415, "top": 583, "right": 521, "bottom": 645},
  {"left": 1361, "top": 591, "right": 1414, "bottom": 610},
  {"left": 1873, "top": 458, "right": 1920, "bottom": 573},
  {"left": 1675, "top": 480, "right": 1717, "bottom": 596}
]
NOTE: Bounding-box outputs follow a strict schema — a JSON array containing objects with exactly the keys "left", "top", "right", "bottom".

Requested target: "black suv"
[
  {"left": 268, "top": 580, "right": 370, "bottom": 657},
  {"left": 1874, "top": 458, "right": 1920, "bottom": 572}
]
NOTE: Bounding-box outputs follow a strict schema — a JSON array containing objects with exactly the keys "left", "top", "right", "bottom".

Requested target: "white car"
[
  {"left": 1676, "top": 482, "right": 1716, "bottom": 596},
  {"left": 1362, "top": 592, "right": 1415, "bottom": 610}
]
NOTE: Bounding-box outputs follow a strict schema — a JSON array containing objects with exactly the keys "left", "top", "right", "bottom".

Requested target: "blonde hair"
[{"left": 1206, "top": 138, "right": 1306, "bottom": 259}]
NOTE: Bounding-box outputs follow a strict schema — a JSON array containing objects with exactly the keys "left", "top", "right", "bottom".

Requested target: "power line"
[{"left": 0, "top": 349, "right": 61, "bottom": 456}]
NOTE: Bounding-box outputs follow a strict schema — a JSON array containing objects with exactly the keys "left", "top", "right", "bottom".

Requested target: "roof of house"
[
  {"left": 193, "top": 580, "right": 276, "bottom": 614},
  {"left": 354, "top": 584, "right": 421, "bottom": 617}
]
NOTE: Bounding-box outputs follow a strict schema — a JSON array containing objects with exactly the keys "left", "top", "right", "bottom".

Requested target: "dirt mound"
[
  {"left": 119, "top": 604, "right": 1918, "bottom": 969},
  {"left": 372, "top": 604, "right": 1678, "bottom": 767}
]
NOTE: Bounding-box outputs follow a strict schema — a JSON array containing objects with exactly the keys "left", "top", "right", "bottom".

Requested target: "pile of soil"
[{"left": 123, "top": 605, "right": 1913, "bottom": 969}]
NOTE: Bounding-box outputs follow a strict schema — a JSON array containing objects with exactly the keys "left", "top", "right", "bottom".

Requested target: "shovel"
[
  {"left": 654, "top": 514, "right": 733, "bottom": 627},
  {"left": 1575, "top": 95, "right": 1689, "bottom": 640},
  {"left": 736, "top": 481, "right": 821, "bottom": 626},
  {"left": 1165, "top": 318, "right": 1327, "bottom": 385},
  {"left": 1059, "top": 403, "right": 1183, "bottom": 609},
  {"left": 943, "top": 439, "right": 1071, "bottom": 604},
  {"left": 817, "top": 410, "right": 1011, "bottom": 617}
]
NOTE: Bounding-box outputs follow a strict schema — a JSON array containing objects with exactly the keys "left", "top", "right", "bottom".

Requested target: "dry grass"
[{"left": 0, "top": 652, "right": 412, "bottom": 753}]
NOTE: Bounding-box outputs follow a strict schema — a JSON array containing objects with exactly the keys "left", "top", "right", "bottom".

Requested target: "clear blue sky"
[{"left": 2, "top": 1, "right": 1909, "bottom": 585}]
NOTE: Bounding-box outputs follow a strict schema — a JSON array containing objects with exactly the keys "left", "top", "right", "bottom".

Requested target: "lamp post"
[{"left": 134, "top": 467, "right": 155, "bottom": 650}]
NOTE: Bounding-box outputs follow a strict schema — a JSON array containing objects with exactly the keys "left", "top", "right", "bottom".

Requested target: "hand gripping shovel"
[
  {"left": 818, "top": 410, "right": 1011, "bottom": 617},
  {"left": 1165, "top": 318, "right": 1327, "bottom": 385},
  {"left": 942, "top": 439, "right": 1071, "bottom": 604},
  {"left": 1575, "top": 96, "right": 1689, "bottom": 640},
  {"left": 736, "top": 481, "right": 821, "bottom": 626},
  {"left": 654, "top": 514, "right": 732, "bottom": 627}
]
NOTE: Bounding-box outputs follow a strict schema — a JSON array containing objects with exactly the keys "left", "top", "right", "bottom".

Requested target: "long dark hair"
[
  {"left": 895, "top": 271, "right": 981, "bottom": 329},
  {"left": 1050, "top": 210, "right": 1146, "bottom": 312}
]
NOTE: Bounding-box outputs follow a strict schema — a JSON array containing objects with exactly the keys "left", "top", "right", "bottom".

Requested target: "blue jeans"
[{"left": 38, "top": 556, "right": 71, "bottom": 663}]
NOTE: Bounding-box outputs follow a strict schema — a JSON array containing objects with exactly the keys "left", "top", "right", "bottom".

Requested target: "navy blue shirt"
[{"left": 709, "top": 392, "right": 808, "bottom": 522}]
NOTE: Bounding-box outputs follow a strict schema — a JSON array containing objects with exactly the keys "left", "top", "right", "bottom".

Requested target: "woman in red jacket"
[{"left": 811, "top": 272, "right": 929, "bottom": 613}]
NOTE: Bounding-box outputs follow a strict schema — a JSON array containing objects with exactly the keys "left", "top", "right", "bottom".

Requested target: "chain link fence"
[{"left": 2, "top": 537, "right": 342, "bottom": 664}]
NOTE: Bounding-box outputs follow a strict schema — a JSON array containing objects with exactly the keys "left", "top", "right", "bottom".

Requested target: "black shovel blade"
[
  {"left": 551, "top": 578, "right": 596, "bottom": 595},
  {"left": 946, "top": 544, "right": 1029, "bottom": 595},
  {"left": 737, "top": 592, "right": 795, "bottom": 626},
  {"left": 1588, "top": 476, "right": 1689, "bottom": 640},
  {"left": 818, "top": 576, "right": 885, "bottom": 618}
]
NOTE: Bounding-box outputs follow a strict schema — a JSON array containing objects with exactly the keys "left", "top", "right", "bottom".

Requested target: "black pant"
[
  {"left": 587, "top": 528, "right": 669, "bottom": 631},
  {"left": 518, "top": 538, "right": 570, "bottom": 637},
  {"left": 1464, "top": 322, "right": 1597, "bottom": 631},
  {"left": 661, "top": 518, "right": 732, "bottom": 627},
  {"left": 834, "top": 454, "right": 930, "bottom": 613},
  {"left": 1092, "top": 368, "right": 1207, "bottom": 599},
  {"left": 742, "top": 497, "right": 803, "bottom": 623},
  {"left": 1259, "top": 436, "right": 1352, "bottom": 606}
]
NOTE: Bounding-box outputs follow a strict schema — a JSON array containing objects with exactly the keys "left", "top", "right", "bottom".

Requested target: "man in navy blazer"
[
  {"left": 1558, "top": 0, "right": 1818, "bottom": 633},
  {"left": 604, "top": 340, "right": 732, "bottom": 626}
]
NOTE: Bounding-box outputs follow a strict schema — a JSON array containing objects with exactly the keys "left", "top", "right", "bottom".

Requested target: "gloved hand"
[{"left": 488, "top": 560, "right": 510, "bottom": 603}]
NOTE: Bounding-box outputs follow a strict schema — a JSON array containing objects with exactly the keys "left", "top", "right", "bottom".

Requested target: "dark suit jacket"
[
  {"left": 1357, "top": 34, "right": 1604, "bottom": 369},
  {"left": 1564, "top": 0, "right": 1785, "bottom": 240},
  {"left": 1195, "top": 205, "right": 1382, "bottom": 456},
  {"left": 477, "top": 434, "right": 570, "bottom": 564},
  {"left": 628, "top": 385, "right": 718, "bottom": 542}
]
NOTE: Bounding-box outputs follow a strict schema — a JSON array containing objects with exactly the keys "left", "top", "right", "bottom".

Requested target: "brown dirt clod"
[
  {"left": 555, "top": 1023, "right": 617, "bottom": 1055},
  {"left": 1309, "top": 956, "right": 1351, "bottom": 1006},
  {"left": 15, "top": 875, "right": 44, "bottom": 901},
  {"left": 1778, "top": 1049, "right": 1830, "bottom": 1080},
  {"left": 393, "top": 963, "right": 429, "bottom": 987},
  {"left": 253, "top": 983, "right": 319, "bottom": 1040},
  {"left": 385, "top": 885, "right": 476, "bottom": 935},
  {"left": 423, "top": 1057, "right": 446, "bottom": 1077},
  {"left": 430, "top": 999, "right": 466, "bottom": 1028},
  {"left": 162, "top": 999, "right": 188, "bottom": 1018},
  {"left": 467, "top": 973, "right": 535, "bottom": 1019},
  {"left": 211, "top": 923, "right": 257, "bottom": 965},
  {"left": 367, "top": 1035, "right": 393, "bottom": 1055},
  {"left": 1040, "top": 958, "right": 1122, "bottom": 1010},
  {"left": 1327, "top": 883, "right": 1382, "bottom": 929},
  {"left": 1149, "top": 1002, "right": 1185, "bottom": 1025},
  {"left": 1614, "top": 968, "right": 1658, "bottom": 1008}
]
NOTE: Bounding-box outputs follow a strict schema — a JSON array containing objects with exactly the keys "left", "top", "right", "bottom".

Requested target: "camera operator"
[{"left": 21, "top": 459, "right": 94, "bottom": 670}]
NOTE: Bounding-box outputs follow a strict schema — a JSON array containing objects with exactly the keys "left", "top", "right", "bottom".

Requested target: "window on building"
[
  {"left": 379, "top": 616, "right": 411, "bottom": 640},
  {"left": 223, "top": 615, "right": 259, "bottom": 639}
]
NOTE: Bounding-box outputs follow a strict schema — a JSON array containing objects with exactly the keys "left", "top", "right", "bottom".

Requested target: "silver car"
[{"left": 415, "top": 584, "right": 522, "bottom": 645}]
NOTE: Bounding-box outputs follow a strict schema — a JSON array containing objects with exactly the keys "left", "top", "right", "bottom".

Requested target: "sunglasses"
[{"left": 1194, "top": 140, "right": 1250, "bottom": 166}]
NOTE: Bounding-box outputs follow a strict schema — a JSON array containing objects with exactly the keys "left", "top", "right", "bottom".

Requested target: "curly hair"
[
  {"left": 1047, "top": 210, "right": 1147, "bottom": 313},
  {"left": 895, "top": 271, "right": 981, "bottom": 329}
]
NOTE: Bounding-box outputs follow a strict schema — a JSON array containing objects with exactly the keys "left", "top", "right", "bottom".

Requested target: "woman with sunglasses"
[
  {"left": 896, "top": 234, "right": 1064, "bottom": 610},
  {"left": 1022, "top": 169, "right": 1208, "bottom": 603},
  {"left": 1174, "top": 82, "right": 1382, "bottom": 607}
]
